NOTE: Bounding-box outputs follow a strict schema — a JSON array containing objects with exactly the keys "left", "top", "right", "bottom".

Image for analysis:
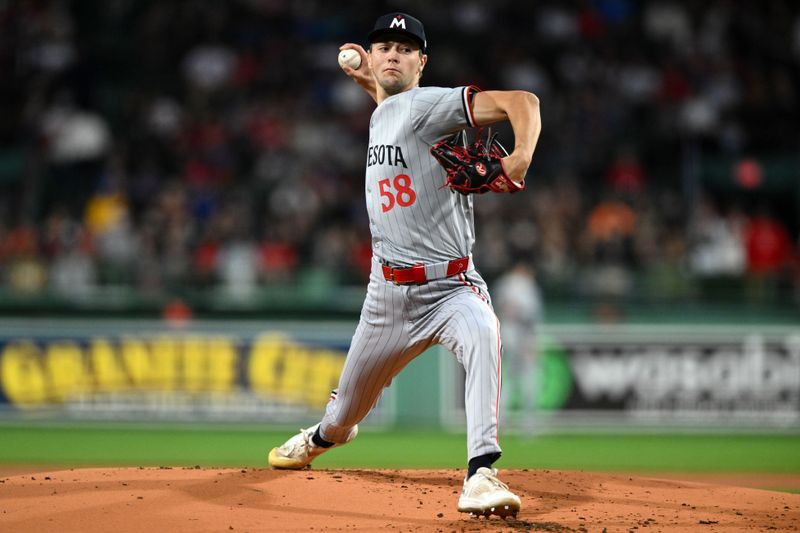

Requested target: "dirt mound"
[{"left": 1, "top": 467, "right": 798, "bottom": 532}]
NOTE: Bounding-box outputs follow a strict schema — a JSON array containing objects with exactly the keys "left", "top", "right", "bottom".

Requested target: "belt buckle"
[
  {"left": 389, "top": 264, "right": 426, "bottom": 285},
  {"left": 382, "top": 263, "right": 395, "bottom": 283}
]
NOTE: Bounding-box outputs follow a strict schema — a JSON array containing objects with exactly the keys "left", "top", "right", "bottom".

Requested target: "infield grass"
[{"left": 1, "top": 423, "right": 799, "bottom": 474}]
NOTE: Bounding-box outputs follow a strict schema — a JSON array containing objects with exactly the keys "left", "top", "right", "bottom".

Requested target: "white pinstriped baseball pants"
[{"left": 319, "top": 257, "right": 503, "bottom": 461}]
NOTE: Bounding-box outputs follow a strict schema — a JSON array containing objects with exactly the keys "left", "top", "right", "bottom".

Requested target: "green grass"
[{"left": 1, "top": 423, "right": 799, "bottom": 473}]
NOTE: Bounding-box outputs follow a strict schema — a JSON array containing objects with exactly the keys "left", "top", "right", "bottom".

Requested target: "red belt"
[{"left": 381, "top": 257, "right": 470, "bottom": 285}]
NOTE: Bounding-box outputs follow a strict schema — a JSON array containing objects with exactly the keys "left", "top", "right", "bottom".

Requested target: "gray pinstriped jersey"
[{"left": 366, "top": 86, "right": 478, "bottom": 266}]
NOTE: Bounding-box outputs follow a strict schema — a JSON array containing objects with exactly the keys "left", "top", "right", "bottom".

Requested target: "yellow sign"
[{"left": 0, "top": 334, "right": 345, "bottom": 409}]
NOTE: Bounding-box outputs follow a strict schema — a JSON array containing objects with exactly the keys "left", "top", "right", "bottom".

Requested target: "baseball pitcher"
[{"left": 268, "top": 12, "right": 542, "bottom": 519}]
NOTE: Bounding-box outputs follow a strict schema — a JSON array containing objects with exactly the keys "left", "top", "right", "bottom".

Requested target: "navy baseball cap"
[{"left": 368, "top": 13, "right": 427, "bottom": 52}]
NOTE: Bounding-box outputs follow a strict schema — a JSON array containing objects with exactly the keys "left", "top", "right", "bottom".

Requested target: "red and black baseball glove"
[{"left": 430, "top": 129, "right": 524, "bottom": 195}]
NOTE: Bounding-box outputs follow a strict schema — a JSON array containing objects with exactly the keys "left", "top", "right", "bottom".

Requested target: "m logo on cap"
[
  {"left": 369, "top": 12, "right": 426, "bottom": 52},
  {"left": 389, "top": 15, "right": 406, "bottom": 29}
]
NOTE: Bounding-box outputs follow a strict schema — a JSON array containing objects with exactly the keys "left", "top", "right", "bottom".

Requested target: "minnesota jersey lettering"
[{"left": 367, "top": 144, "right": 408, "bottom": 168}]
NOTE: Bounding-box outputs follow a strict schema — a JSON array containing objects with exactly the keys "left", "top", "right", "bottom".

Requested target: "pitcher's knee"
[{"left": 470, "top": 320, "right": 499, "bottom": 347}]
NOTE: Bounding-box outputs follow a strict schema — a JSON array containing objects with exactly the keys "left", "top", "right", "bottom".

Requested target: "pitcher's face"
[{"left": 369, "top": 38, "right": 426, "bottom": 95}]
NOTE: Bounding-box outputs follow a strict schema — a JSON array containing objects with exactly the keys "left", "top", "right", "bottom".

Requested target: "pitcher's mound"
[{"left": 1, "top": 467, "right": 798, "bottom": 532}]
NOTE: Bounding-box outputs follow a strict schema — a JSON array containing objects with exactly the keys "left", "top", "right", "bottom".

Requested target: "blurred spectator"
[
  {"left": 743, "top": 206, "right": 795, "bottom": 304},
  {"left": 744, "top": 208, "right": 793, "bottom": 276},
  {"left": 3, "top": 224, "right": 47, "bottom": 294},
  {"left": 582, "top": 196, "right": 638, "bottom": 299},
  {"left": 217, "top": 239, "right": 259, "bottom": 300},
  {"left": 688, "top": 198, "right": 746, "bottom": 277},
  {"left": 22, "top": 2, "right": 77, "bottom": 75},
  {"left": 259, "top": 238, "right": 299, "bottom": 284},
  {"left": 643, "top": 2, "right": 691, "bottom": 51},
  {"left": 85, "top": 181, "right": 138, "bottom": 285},
  {"left": 39, "top": 92, "right": 111, "bottom": 218},
  {"left": 182, "top": 41, "right": 237, "bottom": 93},
  {"left": 536, "top": 5, "right": 579, "bottom": 43},
  {"left": 42, "top": 208, "right": 94, "bottom": 295},
  {"left": 605, "top": 147, "right": 647, "bottom": 195},
  {"left": 585, "top": 197, "right": 637, "bottom": 262}
]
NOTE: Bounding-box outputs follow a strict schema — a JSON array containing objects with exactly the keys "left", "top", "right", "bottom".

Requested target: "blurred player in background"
[{"left": 493, "top": 260, "right": 544, "bottom": 423}]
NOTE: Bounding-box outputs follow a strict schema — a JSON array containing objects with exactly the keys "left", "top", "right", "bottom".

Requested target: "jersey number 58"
[{"left": 378, "top": 174, "right": 417, "bottom": 213}]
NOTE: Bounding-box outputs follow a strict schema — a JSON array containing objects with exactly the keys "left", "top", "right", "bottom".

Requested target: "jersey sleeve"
[{"left": 410, "top": 85, "right": 479, "bottom": 138}]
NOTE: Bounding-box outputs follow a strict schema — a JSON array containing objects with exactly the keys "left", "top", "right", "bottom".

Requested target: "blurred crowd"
[{"left": 0, "top": 0, "right": 799, "bottom": 309}]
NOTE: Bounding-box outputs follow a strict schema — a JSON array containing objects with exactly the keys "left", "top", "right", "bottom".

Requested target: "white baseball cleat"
[
  {"left": 268, "top": 423, "right": 358, "bottom": 469},
  {"left": 457, "top": 467, "right": 521, "bottom": 519}
]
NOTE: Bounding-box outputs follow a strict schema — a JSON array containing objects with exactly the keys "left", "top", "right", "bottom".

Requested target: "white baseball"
[{"left": 338, "top": 49, "right": 361, "bottom": 70}]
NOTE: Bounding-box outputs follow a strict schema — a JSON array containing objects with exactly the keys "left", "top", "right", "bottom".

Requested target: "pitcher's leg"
[
  {"left": 436, "top": 281, "right": 503, "bottom": 461},
  {"left": 318, "top": 271, "right": 421, "bottom": 443},
  {"left": 318, "top": 316, "right": 415, "bottom": 442},
  {"left": 462, "top": 305, "right": 503, "bottom": 460},
  {"left": 268, "top": 273, "right": 412, "bottom": 469}
]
